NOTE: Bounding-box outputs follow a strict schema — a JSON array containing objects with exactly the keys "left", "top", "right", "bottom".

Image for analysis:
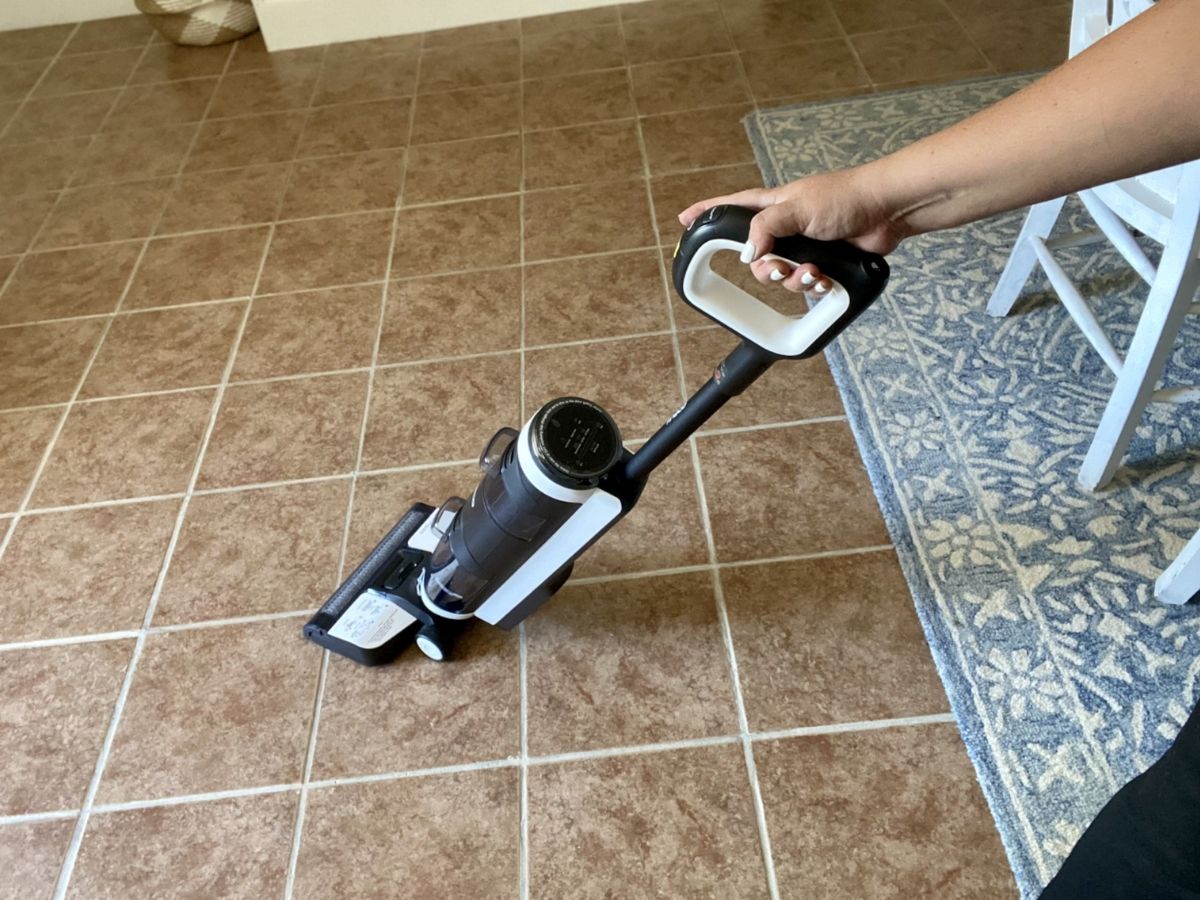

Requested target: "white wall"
[{"left": 2, "top": 0, "right": 136, "bottom": 31}]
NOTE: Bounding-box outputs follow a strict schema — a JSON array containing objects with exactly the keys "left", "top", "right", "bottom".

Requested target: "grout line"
[
  {"left": 527, "top": 733, "right": 741, "bottom": 767},
  {"left": 825, "top": 2, "right": 877, "bottom": 91},
  {"left": 0, "top": 808, "right": 81, "bottom": 827},
  {"left": 0, "top": 22, "right": 83, "bottom": 145},
  {"left": 519, "top": 623, "right": 531, "bottom": 900},
  {"left": 90, "top": 781, "right": 302, "bottom": 816},
  {"left": 149, "top": 609, "right": 312, "bottom": 634},
  {"left": 307, "top": 756, "right": 519, "bottom": 792},
  {"left": 282, "top": 649, "right": 328, "bottom": 900},
  {"left": 0, "top": 631, "right": 141, "bottom": 654},
  {"left": 751, "top": 712, "right": 957, "bottom": 744}
]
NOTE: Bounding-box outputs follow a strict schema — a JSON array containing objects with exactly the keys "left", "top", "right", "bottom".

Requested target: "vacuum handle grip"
[{"left": 672, "top": 204, "right": 889, "bottom": 358}]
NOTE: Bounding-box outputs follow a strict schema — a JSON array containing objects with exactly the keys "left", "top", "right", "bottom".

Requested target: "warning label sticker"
[{"left": 327, "top": 590, "right": 416, "bottom": 649}]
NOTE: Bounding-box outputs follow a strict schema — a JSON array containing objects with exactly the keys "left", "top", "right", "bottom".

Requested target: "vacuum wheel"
[{"left": 415, "top": 623, "right": 452, "bottom": 662}]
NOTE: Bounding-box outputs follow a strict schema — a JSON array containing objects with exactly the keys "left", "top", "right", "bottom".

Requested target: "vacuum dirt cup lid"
[{"left": 529, "top": 397, "right": 623, "bottom": 488}]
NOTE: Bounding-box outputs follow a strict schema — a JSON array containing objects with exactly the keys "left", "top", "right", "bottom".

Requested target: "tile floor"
[{"left": 0, "top": 1, "right": 1069, "bottom": 896}]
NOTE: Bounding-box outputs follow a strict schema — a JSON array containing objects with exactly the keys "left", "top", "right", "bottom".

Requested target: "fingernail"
[
  {"left": 800, "top": 272, "right": 815, "bottom": 285},
  {"left": 815, "top": 282, "right": 828, "bottom": 293},
  {"left": 769, "top": 269, "right": 785, "bottom": 282},
  {"left": 739, "top": 241, "right": 756, "bottom": 264}
]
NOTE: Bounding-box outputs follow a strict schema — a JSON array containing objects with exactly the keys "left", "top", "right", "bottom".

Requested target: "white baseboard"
[
  {"left": 254, "top": 0, "right": 632, "bottom": 51},
  {"left": 2, "top": 0, "right": 137, "bottom": 31}
]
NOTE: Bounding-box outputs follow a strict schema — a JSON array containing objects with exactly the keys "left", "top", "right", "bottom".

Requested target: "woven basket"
[{"left": 135, "top": 0, "right": 258, "bottom": 46}]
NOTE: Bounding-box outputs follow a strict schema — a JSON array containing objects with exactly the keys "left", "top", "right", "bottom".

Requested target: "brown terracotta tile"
[
  {"left": 81, "top": 303, "right": 244, "bottom": 398},
  {"left": 402, "top": 134, "right": 521, "bottom": 204},
  {"left": 757, "top": 724, "right": 1015, "bottom": 897},
  {"left": 526, "top": 571, "right": 735, "bottom": 753},
  {"left": 258, "top": 211, "right": 394, "bottom": 294},
  {"left": 522, "top": 68, "right": 632, "bottom": 130},
  {"left": 33, "top": 390, "right": 213, "bottom": 506},
  {"left": 281, "top": 149, "right": 404, "bottom": 219},
  {"left": 313, "top": 52, "right": 418, "bottom": 106},
  {"left": 524, "top": 250, "right": 669, "bottom": 346},
  {"left": 418, "top": 37, "right": 520, "bottom": 93},
  {"left": 621, "top": 0, "right": 722, "bottom": 19},
  {"left": 233, "top": 284, "right": 380, "bottom": 380},
  {"left": 297, "top": 97, "right": 412, "bottom": 157},
  {"left": 323, "top": 34, "right": 423, "bottom": 61},
  {"left": 0, "top": 500, "right": 179, "bottom": 642},
  {"left": 697, "top": 421, "right": 888, "bottom": 561},
  {"left": 129, "top": 41, "right": 233, "bottom": 84},
  {"left": 678, "top": 328, "right": 844, "bottom": 429},
  {"left": 72, "top": 793, "right": 297, "bottom": 899},
  {"left": 210, "top": 61, "right": 322, "bottom": 119},
  {"left": 198, "top": 373, "right": 368, "bottom": 488},
  {"left": 723, "top": 0, "right": 842, "bottom": 48},
  {"left": 740, "top": 38, "right": 868, "bottom": 101},
  {"left": 1, "top": 90, "right": 120, "bottom": 143},
  {"left": 623, "top": 12, "right": 734, "bottom": 64},
  {"left": 185, "top": 109, "right": 306, "bottom": 171},
  {"left": 0, "top": 320, "right": 104, "bottom": 410},
  {"left": 528, "top": 744, "right": 767, "bottom": 898},
  {"left": 391, "top": 195, "right": 520, "bottom": 277},
  {"left": 649, "top": 163, "right": 763, "bottom": 242},
  {"left": 227, "top": 31, "right": 325, "bottom": 73},
  {"left": 362, "top": 354, "right": 520, "bottom": 469},
  {"left": 0, "top": 24, "right": 73, "bottom": 63},
  {"left": 524, "top": 178, "right": 655, "bottom": 261},
  {"left": 640, "top": 102, "right": 756, "bottom": 175},
  {"left": 0, "top": 192, "right": 58, "bottom": 255},
  {"left": 315, "top": 623, "right": 519, "bottom": 777},
  {"left": 942, "top": 0, "right": 1060, "bottom": 16},
  {"left": 0, "top": 60, "right": 43, "bottom": 104},
  {"left": 64, "top": 15, "right": 154, "bottom": 54},
  {"left": 632, "top": 54, "right": 750, "bottom": 117},
  {"left": 522, "top": 6, "right": 618, "bottom": 35},
  {"left": 522, "top": 25, "right": 625, "bottom": 78},
  {"left": 423, "top": 19, "right": 521, "bottom": 48},
  {"left": 35, "top": 178, "right": 170, "bottom": 250},
  {"left": 0, "top": 137, "right": 89, "bottom": 194},
  {"left": 409, "top": 82, "right": 520, "bottom": 144},
  {"left": 0, "top": 242, "right": 142, "bottom": 325},
  {"left": 379, "top": 268, "right": 519, "bottom": 363},
  {"left": 105, "top": 78, "right": 218, "bottom": 130},
  {"left": 832, "top": 0, "right": 953, "bottom": 32},
  {"left": 294, "top": 770, "right": 519, "bottom": 899},
  {"left": 156, "top": 479, "right": 350, "bottom": 624},
  {"left": 33, "top": 47, "right": 142, "bottom": 97},
  {"left": 126, "top": 226, "right": 270, "bottom": 308},
  {"left": 524, "top": 120, "right": 643, "bottom": 190},
  {"left": 0, "top": 407, "right": 59, "bottom": 512},
  {"left": 0, "top": 819, "right": 73, "bottom": 900},
  {"left": 98, "top": 619, "right": 318, "bottom": 801},
  {"left": 345, "top": 465, "right": 476, "bottom": 565},
  {"left": 852, "top": 23, "right": 991, "bottom": 86},
  {"left": 158, "top": 164, "right": 290, "bottom": 233},
  {"left": 0, "top": 640, "right": 131, "bottom": 814},
  {"left": 73, "top": 123, "right": 197, "bottom": 186},
  {"left": 963, "top": 5, "right": 1070, "bottom": 73}
]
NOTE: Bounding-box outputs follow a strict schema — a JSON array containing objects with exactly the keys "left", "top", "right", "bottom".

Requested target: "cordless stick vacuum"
[{"left": 304, "top": 205, "right": 890, "bottom": 664}]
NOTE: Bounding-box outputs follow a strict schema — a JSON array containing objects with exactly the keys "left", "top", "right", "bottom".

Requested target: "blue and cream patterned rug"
[{"left": 745, "top": 75, "right": 1200, "bottom": 897}]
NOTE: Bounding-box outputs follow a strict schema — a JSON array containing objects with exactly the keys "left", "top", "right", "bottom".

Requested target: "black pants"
[{"left": 1039, "top": 699, "right": 1200, "bottom": 899}]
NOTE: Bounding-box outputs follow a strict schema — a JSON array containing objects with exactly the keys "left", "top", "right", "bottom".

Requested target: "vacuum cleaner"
[{"left": 304, "top": 205, "right": 890, "bottom": 664}]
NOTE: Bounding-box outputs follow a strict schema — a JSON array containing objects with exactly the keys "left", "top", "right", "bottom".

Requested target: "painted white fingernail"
[
  {"left": 739, "top": 241, "right": 756, "bottom": 264},
  {"left": 769, "top": 269, "right": 785, "bottom": 282},
  {"left": 815, "top": 282, "right": 828, "bottom": 293},
  {"left": 800, "top": 272, "right": 815, "bottom": 285}
]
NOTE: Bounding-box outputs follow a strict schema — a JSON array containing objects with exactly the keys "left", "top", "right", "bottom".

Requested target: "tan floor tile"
[
  {"left": 621, "top": 0, "right": 722, "bottom": 20},
  {"left": 640, "top": 103, "right": 757, "bottom": 175},
  {"left": 525, "top": 334, "right": 680, "bottom": 439},
  {"left": 623, "top": 12, "right": 733, "bottom": 64},
  {"left": 0, "top": 640, "right": 131, "bottom": 814},
  {"left": 0, "top": 192, "right": 58, "bottom": 255},
  {"left": 523, "top": 249, "right": 669, "bottom": 346},
  {"left": 233, "top": 284, "right": 380, "bottom": 380},
  {"left": 98, "top": 620, "right": 318, "bottom": 802},
  {"left": 757, "top": 724, "right": 1015, "bottom": 897},
  {"left": 0, "top": 24, "right": 73, "bottom": 63},
  {"left": 297, "top": 97, "right": 412, "bottom": 157},
  {"left": 33, "top": 390, "right": 213, "bottom": 506},
  {"left": 524, "top": 178, "right": 655, "bottom": 261},
  {"left": 361, "top": 354, "right": 521, "bottom": 470},
  {"left": 740, "top": 38, "right": 868, "bottom": 101},
  {"left": 33, "top": 47, "right": 141, "bottom": 97},
  {"left": 632, "top": 54, "right": 750, "bottom": 115},
  {"left": 0, "top": 137, "right": 89, "bottom": 194},
  {"left": 345, "top": 466, "right": 477, "bottom": 565},
  {"left": 378, "top": 268, "right": 520, "bottom": 364},
  {"left": 72, "top": 793, "right": 297, "bottom": 900},
  {"left": 129, "top": 41, "right": 233, "bottom": 85},
  {"left": 528, "top": 745, "right": 767, "bottom": 899},
  {"left": 294, "top": 770, "right": 519, "bottom": 900},
  {"left": 35, "top": 178, "right": 170, "bottom": 250},
  {"left": 0, "top": 319, "right": 105, "bottom": 410},
  {"left": 0, "top": 500, "right": 178, "bottom": 642},
  {"left": 227, "top": 31, "right": 325, "bottom": 73},
  {"left": 313, "top": 52, "right": 418, "bottom": 106},
  {"left": 724, "top": 552, "right": 947, "bottom": 730},
  {"left": 0, "top": 242, "right": 142, "bottom": 325},
  {"left": 649, "top": 163, "right": 763, "bottom": 242},
  {"left": 208, "top": 60, "right": 321, "bottom": 118},
  {"left": 156, "top": 479, "right": 350, "bottom": 624},
  {"left": 942, "top": 0, "right": 1060, "bottom": 16},
  {"left": 697, "top": 422, "right": 889, "bottom": 561},
  {"left": 125, "top": 226, "right": 271, "bottom": 308},
  {"left": 0, "top": 407, "right": 59, "bottom": 512},
  {"left": 524, "top": 119, "right": 642, "bottom": 190},
  {"left": 314, "top": 623, "right": 519, "bottom": 777},
  {"left": 963, "top": 4, "right": 1070, "bottom": 73},
  {"left": 853, "top": 23, "right": 991, "bottom": 86},
  {"left": 526, "top": 571, "right": 736, "bottom": 754},
  {"left": 104, "top": 78, "right": 218, "bottom": 130},
  {"left": 258, "top": 211, "right": 394, "bottom": 294},
  {"left": 418, "top": 37, "right": 520, "bottom": 93},
  {"left": 158, "top": 164, "right": 290, "bottom": 233},
  {"left": 81, "top": 303, "right": 245, "bottom": 398},
  {"left": 185, "top": 110, "right": 307, "bottom": 171},
  {"left": 423, "top": 19, "right": 521, "bottom": 48},
  {"left": 522, "top": 25, "right": 625, "bottom": 79},
  {"left": 0, "top": 819, "right": 73, "bottom": 900},
  {"left": 1, "top": 90, "right": 120, "bottom": 144},
  {"left": 198, "top": 373, "right": 368, "bottom": 488},
  {"left": 281, "top": 149, "right": 404, "bottom": 218},
  {"left": 522, "top": 68, "right": 632, "bottom": 130},
  {"left": 402, "top": 134, "right": 521, "bottom": 204},
  {"left": 723, "top": 0, "right": 842, "bottom": 48},
  {"left": 323, "top": 34, "right": 423, "bottom": 61},
  {"left": 409, "top": 82, "right": 520, "bottom": 144},
  {"left": 522, "top": 6, "right": 618, "bottom": 35},
  {"left": 0, "top": 60, "right": 44, "bottom": 104},
  {"left": 391, "top": 195, "right": 520, "bottom": 277},
  {"left": 64, "top": 15, "right": 154, "bottom": 54},
  {"left": 72, "top": 123, "right": 198, "bottom": 185},
  {"left": 678, "top": 328, "right": 844, "bottom": 429},
  {"left": 831, "top": 0, "right": 953, "bottom": 33}
]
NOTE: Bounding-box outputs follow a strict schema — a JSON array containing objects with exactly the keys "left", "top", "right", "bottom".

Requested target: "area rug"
[{"left": 745, "top": 75, "right": 1200, "bottom": 897}]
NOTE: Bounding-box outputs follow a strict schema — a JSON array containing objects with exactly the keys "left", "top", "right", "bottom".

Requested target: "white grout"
[{"left": 751, "top": 712, "right": 957, "bottom": 744}]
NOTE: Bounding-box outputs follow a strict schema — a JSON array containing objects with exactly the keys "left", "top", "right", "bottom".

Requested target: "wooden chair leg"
[
  {"left": 1156, "top": 526, "right": 1200, "bottom": 605},
  {"left": 987, "top": 196, "right": 1068, "bottom": 318}
]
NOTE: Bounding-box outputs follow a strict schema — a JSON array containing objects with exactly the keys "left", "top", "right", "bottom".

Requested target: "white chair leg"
[
  {"left": 987, "top": 196, "right": 1068, "bottom": 317},
  {"left": 1155, "top": 526, "right": 1200, "bottom": 605}
]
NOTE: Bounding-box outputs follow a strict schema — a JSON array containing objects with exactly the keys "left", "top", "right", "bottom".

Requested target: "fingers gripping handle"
[{"left": 672, "top": 204, "right": 889, "bottom": 358}]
